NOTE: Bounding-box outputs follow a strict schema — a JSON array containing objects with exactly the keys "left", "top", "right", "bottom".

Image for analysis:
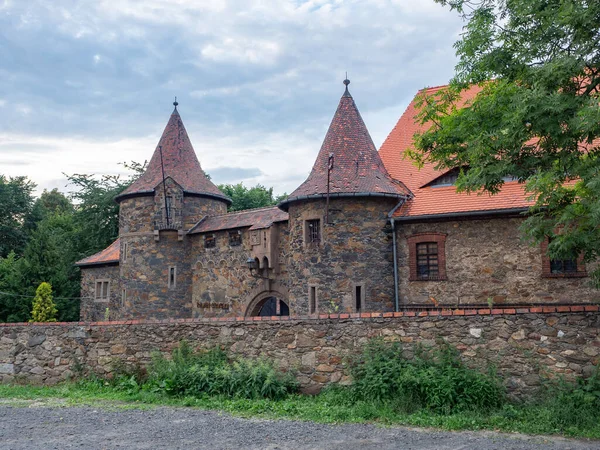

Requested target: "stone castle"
[{"left": 77, "top": 81, "right": 598, "bottom": 321}]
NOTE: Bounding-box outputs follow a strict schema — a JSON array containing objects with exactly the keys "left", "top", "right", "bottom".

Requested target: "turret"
[
  {"left": 115, "top": 101, "right": 230, "bottom": 319},
  {"left": 280, "top": 79, "right": 408, "bottom": 315}
]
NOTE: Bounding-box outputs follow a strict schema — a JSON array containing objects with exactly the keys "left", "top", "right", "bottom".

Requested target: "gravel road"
[{"left": 1, "top": 404, "right": 599, "bottom": 450}]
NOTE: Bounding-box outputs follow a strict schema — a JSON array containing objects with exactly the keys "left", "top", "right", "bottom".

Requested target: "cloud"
[
  {"left": 0, "top": 0, "right": 464, "bottom": 197},
  {"left": 207, "top": 167, "right": 264, "bottom": 184}
]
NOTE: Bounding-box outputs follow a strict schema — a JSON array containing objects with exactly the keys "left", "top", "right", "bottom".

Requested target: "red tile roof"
[
  {"left": 280, "top": 81, "right": 408, "bottom": 210},
  {"left": 116, "top": 106, "right": 230, "bottom": 204},
  {"left": 189, "top": 206, "right": 289, "bottom": 234},
  {"left": 76, "top": 239, "right": 120, "bottom": 267},
  {"left": 379, "top": 85, "right": 533, "bottom": 219}
]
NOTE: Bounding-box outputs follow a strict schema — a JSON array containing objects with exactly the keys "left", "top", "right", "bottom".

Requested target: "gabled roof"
[
  {"left": 379, "top": 84, "right": 533, "bottom": 219},
  {"left": 189, "top": 206, "right": 289, "bottom": 234},
  {"left": 279, "top": 80, "right": 408, "bottom": 210},
  {"left": 116, "top": 105, "right": 230, "bottom": 204},
  {"left": 76, "top": 239, "right": 120, "bottom": 267}
]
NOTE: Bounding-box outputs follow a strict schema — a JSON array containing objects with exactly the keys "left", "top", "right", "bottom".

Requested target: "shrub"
[
  {"left": 348, "top": 339, "right": 505, "bottom": 413},
  {"left": 147, "top": 341, "right": 298, "bottom": 400},
  {"left": 539, "top": 368, "right": 600, "bottom": 432},
  {"left": 30, "top": 282, "right": 57, "bottom": 322}
]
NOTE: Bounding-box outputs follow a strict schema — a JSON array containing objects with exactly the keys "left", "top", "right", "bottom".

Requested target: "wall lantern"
[{"left": 246, "top": 257, "right": 269, "bottom": 279}]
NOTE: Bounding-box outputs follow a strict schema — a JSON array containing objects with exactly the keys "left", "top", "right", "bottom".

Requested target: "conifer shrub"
[
  {"left": 147, "top": 341, "right": 298, "bottom": 400},
  {"left": 30, "top": 282, "right": 58, "bottom": 322},
  {"left": 347, "top": 339, "right": 505, "bottom": 413}
]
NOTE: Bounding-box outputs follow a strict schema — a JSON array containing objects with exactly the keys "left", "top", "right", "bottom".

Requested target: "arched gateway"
[{"left": 245, "top": 292, "right": 290, "bottom": 317}]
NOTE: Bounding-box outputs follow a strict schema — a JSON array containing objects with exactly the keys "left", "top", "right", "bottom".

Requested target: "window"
[
  {"left": 541, "top": 238, "right": 586, "bottom": 278},
  {"left": 122, "top": 242, "right": 128, "bottom": 262},
  {"left": 550, "top": 258, "right": 578, "bottom": 274},
  {"left": 306, "top": 219, "right": 321, "bottom": 244},
  {"left": 416, "top": 243, "right": 439, "bottom": 280},
  {"left": 229, "top": 230, "right": 242, "bottom": 246},
  {"left": 168, "top": 266, "right": 176, "bottom": 289},
  {"left": 95, "top": 280, "right": 110, "bottom": 301},
  {"left": 204, "top": 234, "right": 216, "bottom": 249},
  {"left": 407, "top": 233, "right": 447, "bottom": 281},
  {"left": 354, "top": 284, "right": 365, "bottom": 312},
  {"left": 309, "top": 286, "right": 317, "bottom": 314},
  {"left": 121, "top": 288, "right": 127, "bottom": 307}
]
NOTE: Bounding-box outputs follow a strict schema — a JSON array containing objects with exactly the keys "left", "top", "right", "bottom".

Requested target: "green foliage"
[
  {"left": 217, "top": 182, "right": 288, "bottom": 212},
  {"left": 538, "top": 369, "right": 600, "bottom": 433},
  {"left": 66, "top": 161, "right": 145, "bottom": 258},
  {"left": 0, "top": 252, "right": 27, "bottom": 322},
  {"left": 147, "top": 341, "right": 298, "bottom": 400},
  {"left": 0, "top": 175, "right": 36, "bottom": 258},
  {"left": 30, "top": 282, "right": 57, "bottom": 322},
  {"left": 348, "top": 339, "right": 504, "bottom": 413},
  {"left": 413, "top": 0, "right": 600, "bottom": 284}
]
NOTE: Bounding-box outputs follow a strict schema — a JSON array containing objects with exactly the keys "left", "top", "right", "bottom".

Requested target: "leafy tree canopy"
[
  {"left": 217, "top": 182, "right": 288, "bottom": 212},
  {"left": 413, "top": 0, "right": 600, "bottom": 284},
  {"left": 0, "top": 175, "right": 36, "bottom": 258}
]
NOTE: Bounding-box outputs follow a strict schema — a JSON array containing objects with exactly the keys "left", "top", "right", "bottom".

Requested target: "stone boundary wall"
[{"left": 1, "top": 306, "right": 599, "bottom": 398}]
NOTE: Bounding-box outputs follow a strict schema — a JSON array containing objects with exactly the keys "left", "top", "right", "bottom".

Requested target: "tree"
[
  {"left": 21, "top": 212, "right": 80, "bottom": 322},
  {"left": 0, "top": 252, "right": 27, "bottom": 322},
  {"left": 412, "top": 0, "right": 600, "bottom": 284},
  {"left": 218, "top": 182, "right": 288, "bottom": 212},
  {"left": 67, "top": 161, "right": 145, "bottom": 258},
  {"left": 0, "top": 175, "right": 36, "bottom": 258},
  {"left": 30, "top": 282, "right": 57, "bottom": 322}
]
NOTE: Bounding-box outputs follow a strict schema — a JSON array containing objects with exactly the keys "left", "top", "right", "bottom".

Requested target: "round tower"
[
  {"left": 115, "top": 101, "right": 231, "bottom": 319},
  {"left": 279, "top": 80, "right": 408, "bottom": 315}
]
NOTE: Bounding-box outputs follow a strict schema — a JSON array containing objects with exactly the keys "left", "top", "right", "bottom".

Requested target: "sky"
[{"left": 0, "top": 0, "right": 464, "bottom": 197}]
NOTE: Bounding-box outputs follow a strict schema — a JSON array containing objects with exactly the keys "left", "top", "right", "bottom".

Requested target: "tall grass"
[
  {"left": 346, "top": 339, "right": 505, "bottom": 413},
  {"left": 146, "top": 341, "right": 298, "bottom": 400}
]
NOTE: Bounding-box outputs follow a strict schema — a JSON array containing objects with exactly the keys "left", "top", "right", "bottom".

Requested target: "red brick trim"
[
  {"left": 541, "top": 238, "right": 586, "bottom": 278},
  {"left": 0, "top": 305, "right": 598, "bottom": 328},
  {"left": 407, "top": 232, "right": 448, "bottom": 281}
]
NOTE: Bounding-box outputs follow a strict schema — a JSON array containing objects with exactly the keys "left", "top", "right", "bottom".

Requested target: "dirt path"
[{"left": 0, "top": 404, "right": 598, "bottom": 450}]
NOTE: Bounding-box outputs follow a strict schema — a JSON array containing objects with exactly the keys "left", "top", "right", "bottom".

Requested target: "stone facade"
[
  {"left": 287, "top": 197, "right": 398, "bottom": 315},
  {"left": 2, "top": 309, "right": 599, "bottom": 398},
  {"left": 191, "top": 222, "right": 290, "bottom": 318},
  {"left": 79, "top": 265, "right": 120, "bottom": 322},
  {"left": 114, "top": 178, "right": 229, "bottom": 320},
  {"left": 397, "top": 217, "right": 599, "bottom": 307}
]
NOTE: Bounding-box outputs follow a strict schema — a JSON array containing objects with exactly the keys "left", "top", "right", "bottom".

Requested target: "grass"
[
  {"left": 1, "top": 381, "right": 600, "bottom": 440},
  {"left": 1, "top": 340, "right": 598, "bottom": 441}
]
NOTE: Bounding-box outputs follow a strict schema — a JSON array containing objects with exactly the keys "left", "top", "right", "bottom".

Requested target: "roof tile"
[
  {"left": 189, "top": 206, "right": 288, "bottom": 234},
  {"left": 76, "top": 239, "right": 120, "bottom": 266},
  {"left": 116, "top": 107, "right": 230, "bottom": 203}
]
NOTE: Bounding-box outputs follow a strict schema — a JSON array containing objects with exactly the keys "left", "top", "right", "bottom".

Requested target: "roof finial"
[
  {"left": 173, "top": 96, "right": 179, "bottom": 108},
  {"left": 343, "top": 73, "right": 351, "bottom": 97}
]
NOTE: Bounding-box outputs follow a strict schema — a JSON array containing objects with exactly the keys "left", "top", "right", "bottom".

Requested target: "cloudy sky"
[{"left": 0, "top": 0, "right": 464, "bottom": 196}]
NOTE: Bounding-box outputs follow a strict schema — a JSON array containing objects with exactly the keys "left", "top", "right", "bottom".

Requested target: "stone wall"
[
  {"left": 79, "top": 265, "right": 120, "bottom": 322},
  {"left": 110, "top": 181, "right": 230, "bottom": 321},
  {"left": 397, "top": 217, "right": 600, "bottom": 307},
  {"left": 287, "top": 197, "right": 398, "bottom": 315},
  {"left": 3, "top": 307, "right": 598, "bottom": 398},
  {"left": 191, "top": 222, "right": 290, "bottom": 318}
]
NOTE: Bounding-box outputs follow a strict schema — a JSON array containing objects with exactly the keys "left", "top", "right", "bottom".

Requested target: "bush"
[
  {"left": 30, "top": 282, "right": 58, "bottom": 322},
  {"left": 348, "top": 339, "right": 505, "bottom": 413},
  {"left": 538, "top": 369, "right": 600, "bottom": 432},
  {"left": 147, "top": 341, "right": 298, "bottom": 400}
]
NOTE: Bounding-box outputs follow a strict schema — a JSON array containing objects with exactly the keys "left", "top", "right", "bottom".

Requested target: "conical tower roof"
[
  {"left": 116, "top": 103, "right": 231, "bottom": 204},
  {"left": 279, "top": 80, "right": 408, "bottom": 210}
]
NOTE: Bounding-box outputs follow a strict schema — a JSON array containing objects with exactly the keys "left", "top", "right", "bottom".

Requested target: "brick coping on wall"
[{"left": 1, "top": 304, "right": 598, "bottom": 328}]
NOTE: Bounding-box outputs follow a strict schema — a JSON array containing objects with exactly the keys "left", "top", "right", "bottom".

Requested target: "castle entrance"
[{"left": 248, "top": 296, "right": 290, "bottom": 317}]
